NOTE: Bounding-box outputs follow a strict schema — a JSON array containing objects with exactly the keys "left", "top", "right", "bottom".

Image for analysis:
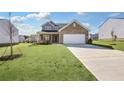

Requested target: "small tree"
[
  {"left": 111, "top": 30, "right": 117, "bottom": 41},
  {"left": 114, "top": 35, "right": 117, "bottom": 41},
  {"left": 111, "top": 30, "right": 114, "bottom": 41}
]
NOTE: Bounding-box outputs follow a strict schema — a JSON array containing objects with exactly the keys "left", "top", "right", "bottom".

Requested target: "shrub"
[{"left": 87, "top": 38, "right": 93, "bottom": 44}]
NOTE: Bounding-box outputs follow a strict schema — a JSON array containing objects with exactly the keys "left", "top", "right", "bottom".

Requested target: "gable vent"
[{"left": 73, "top": 23, "right": 76, "bottom": 27}]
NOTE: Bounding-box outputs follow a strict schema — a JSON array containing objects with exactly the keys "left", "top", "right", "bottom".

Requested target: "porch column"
[
  {"left": 59, "top": 34, "right": 61, "bottom": 43},
  {"left": 37, "top": 34, "right": 40, "bottom": 43},
  {"left": 43, "top": 34, "right": 44, "bottom": 43},
  {"left": 50, "top": 34, "right": 52, "bottom": 43},
  {"left": 37, "top": 34, "right": 42, "bottom": 43}
]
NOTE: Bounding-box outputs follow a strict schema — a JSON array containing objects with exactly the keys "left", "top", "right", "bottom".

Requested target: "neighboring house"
[
  {"left": 19, "top": 35, "right": 25, "bottom": 42},
  {"left": 99, "top": 18, "right": 124, "bottom": 40},
  {"left": 30, "top": 35, "right": 37, "bottom": 43},
  {"left": 0, "top": 19, "right": 19, "bottom": 46},
  {"left": 90, "top": 33, "right": 98, "bottom": 40},
  {"left": 19, "top": 35, "right": 34, "bottom": 43},
  {"left": 37, "top": 20, "right": 89, "bottom": 44},
  {"left": 25, "top": 36, "right": 31, "bottom": 43}
]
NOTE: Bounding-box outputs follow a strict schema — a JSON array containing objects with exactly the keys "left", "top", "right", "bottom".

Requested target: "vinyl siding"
[{"left": 99, "top": 18, "right": 124, "bottom": 40}]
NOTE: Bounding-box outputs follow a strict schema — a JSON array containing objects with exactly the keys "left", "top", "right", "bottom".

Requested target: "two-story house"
[{"left": 36, "top": 20, "right": 89, "bottom": 44}]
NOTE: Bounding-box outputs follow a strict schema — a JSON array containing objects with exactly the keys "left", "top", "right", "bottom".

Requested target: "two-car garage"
[
  {"left": 59, "top": 20, "right": 89, "bottom": 44},
  {"left": 63, "top": 34, "right": 86, "bottom": 44}
]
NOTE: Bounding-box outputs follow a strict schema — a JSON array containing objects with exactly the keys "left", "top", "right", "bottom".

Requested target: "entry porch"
[{"left": 37, "top": 32, "right": 59, "bottom": 44}]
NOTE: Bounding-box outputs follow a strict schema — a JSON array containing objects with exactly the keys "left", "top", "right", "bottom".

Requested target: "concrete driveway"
[{"left": 66, "top": 44, "right": 124, "bottom": 81}]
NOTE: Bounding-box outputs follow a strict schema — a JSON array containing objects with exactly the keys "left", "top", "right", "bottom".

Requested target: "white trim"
[{"left": 59, "top": 20, "right": 89, "bottom": 32}]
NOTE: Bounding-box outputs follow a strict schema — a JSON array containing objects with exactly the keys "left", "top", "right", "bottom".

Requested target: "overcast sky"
[{"left": 0, "top": 12, "right": 124, "bottom": 35}]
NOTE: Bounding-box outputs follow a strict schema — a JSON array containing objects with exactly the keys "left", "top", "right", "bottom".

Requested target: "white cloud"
[
  {"left": 14, "top": 23, "right": 41, "bottom": 35},
  {"left": 10, "top": 12, "right": 50, "bottom": 35},
  {"left": 77, "top": 12, "right": 87, "bottom": 15},
  {"left": 0, "top": 13, "right": 50, "bottom": 35},
  {"left": 26, "top": 12, "right": 50, "bottom": 20},
  {"left": 11, "top": 12, "right": 50, "bottom": 24},
  {"left": 11, "top": 12, "right": 50, "bottom": 35},
  {"left": 82, "top": 22, "right": 90, "bottom": 28},
  {"left": 109, "top": 13, "right": 120, "bottom": 17},
  {"left": 11, "top": 16, "right": 26, "bottom": 23}
]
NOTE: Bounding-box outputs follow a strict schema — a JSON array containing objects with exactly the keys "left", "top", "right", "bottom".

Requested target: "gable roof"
[
  {"left": 41, "top": 21, "right": 67, "bottom": 32},
  {"left": 42, "top": 21, "right": 67, "bottom": 28},
  {"left": 42, "top": 21, "right": 57, "bottom": 27},
  {"left": 59, "top": 20, "right": 89, "bottom": 32},
  {"left": 41, "top": 20, "right": 89, "bottom": 33},
  {"left": 98, "top": 17, "right": 124, "bottom": 28},
  {"left": 0, "top": 19, "right": 18, "bottom": 33}
]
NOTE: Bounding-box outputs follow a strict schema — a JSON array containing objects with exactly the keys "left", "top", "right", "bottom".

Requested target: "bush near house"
[{"left": 87, "top": 38, "right": 93, "bottom": 44}]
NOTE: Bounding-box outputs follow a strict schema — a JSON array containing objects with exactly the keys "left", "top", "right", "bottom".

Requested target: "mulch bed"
[{"left": 0, "top": 54, "right": 22, "bottom": 61}]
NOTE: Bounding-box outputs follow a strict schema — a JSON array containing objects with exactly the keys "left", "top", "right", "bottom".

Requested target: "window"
[
  {"left": 51, "top": 26, "right": 58, "bottom": 30},
  {"left": 44, "top": 26, "right": 52, "bottom": 30},
  {"left": 44, "top": 26, "right": 47, "bottom": 30},
  {"left": 44, "top": 35, "right": 49, "bottom": 40},
  {"left": 48, "top": 26, "right": 51, "bottom": 30}
]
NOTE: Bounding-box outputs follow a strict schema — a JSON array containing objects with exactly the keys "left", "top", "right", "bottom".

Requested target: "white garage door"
[{"left": 63, "top": 34, "right": 85, "bottom": 44}]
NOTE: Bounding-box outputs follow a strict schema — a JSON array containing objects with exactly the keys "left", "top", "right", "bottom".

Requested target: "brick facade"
[{"left": 59, "top": 22, "right": 89, "bottom": 43}]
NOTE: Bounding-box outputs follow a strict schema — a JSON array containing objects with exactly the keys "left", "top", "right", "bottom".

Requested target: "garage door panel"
[{"left": 63, "top": 34, "right": 85, "bottom": 44}]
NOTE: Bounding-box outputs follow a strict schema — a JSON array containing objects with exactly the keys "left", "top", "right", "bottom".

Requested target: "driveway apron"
[{"left": 67, "top": 44, "right": 124, "bottom": 81}]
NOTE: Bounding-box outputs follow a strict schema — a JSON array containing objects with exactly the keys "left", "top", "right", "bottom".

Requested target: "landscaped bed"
[
  {"left": 0, "top": 43, "right": 96, "bottom": 81},
  {"left": 93, "top": 40, "right": 124, "bottom": 51}
]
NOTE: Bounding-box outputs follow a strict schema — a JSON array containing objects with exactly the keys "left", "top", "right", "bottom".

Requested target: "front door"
[{"left": 52, "top": 35, "right": 59, "bottom": 43}]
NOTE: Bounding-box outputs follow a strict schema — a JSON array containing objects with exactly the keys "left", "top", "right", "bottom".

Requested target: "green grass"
[
  {"left": 0, "top": 43, "right": 96, "bottom": 81},
  {"left": 93, "top": 40, "right": 124, "bottom": 51}
]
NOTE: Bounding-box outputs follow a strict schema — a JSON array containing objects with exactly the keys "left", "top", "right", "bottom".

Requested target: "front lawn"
[
  {"left": 93, "top": 40, "right": 124, "bottom": 51},
  {"left": 0, "top": 43, "right": 96, "bottom": 80}
]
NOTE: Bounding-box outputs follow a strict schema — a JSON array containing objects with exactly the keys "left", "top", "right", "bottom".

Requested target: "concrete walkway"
[{"left": 67, "top": 44, "right": 124, "bottom": 81}]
